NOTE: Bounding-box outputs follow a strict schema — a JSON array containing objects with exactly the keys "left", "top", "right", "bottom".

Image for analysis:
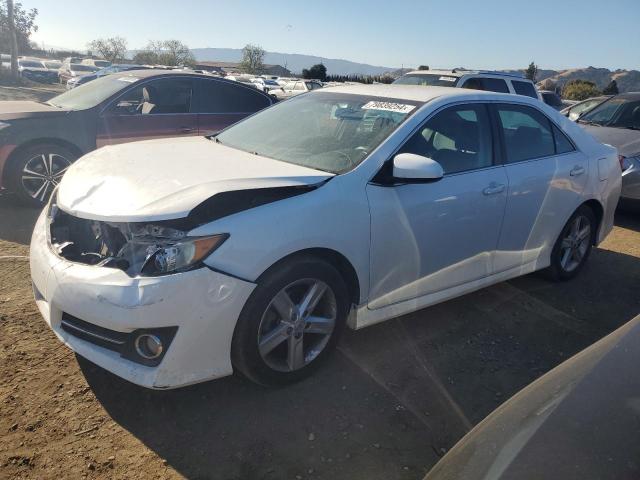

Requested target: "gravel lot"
[{"left": 0, "top": 86, "right": 639, "bottom": 480}]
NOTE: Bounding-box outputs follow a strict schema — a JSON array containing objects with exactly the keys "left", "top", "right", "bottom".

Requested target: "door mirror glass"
[{"left": 393, "top": 153, "right": 444, "bottom": 180}]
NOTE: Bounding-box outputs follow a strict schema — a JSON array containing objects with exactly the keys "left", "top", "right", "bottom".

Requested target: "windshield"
[
  {"left": 19, "top": 60, "right": 44, "bottom": 68},
  {"left": 393, "top": 73, "right": 460, "bottom": 87},
  {"left": 216, "top": 92, "right": 420, "bottom": 174},
  {"left": 48, "top": 74, "right": 139, "bottom": 110},
  {"left": 44, "top": 61, "right": 61, "bottom": 69},
  {"left": 264, "top": 79, "right": 279, "bottom": 86},
  {"left": 580, "top": 96, "right": 640, "bottom": 128},
  {"left": 93, "top": 60, "right": 110, "bottom": 68},
  {"left": 70, "top": 64, "right": 98, "bottom": 72}
]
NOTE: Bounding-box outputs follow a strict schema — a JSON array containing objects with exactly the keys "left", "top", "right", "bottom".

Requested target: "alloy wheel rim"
[
  {"left": 560, "top": 215, "right": 591, "bottom": 272},
  {"left": 257, "top": 278, "right": 337, "bottom": 372},
  {"left": 21, "top": 153, "right": 71, "bottom": 202}
]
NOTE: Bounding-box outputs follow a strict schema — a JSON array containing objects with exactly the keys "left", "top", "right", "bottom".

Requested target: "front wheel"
[
  {"left": 546, "top": 205, "right": 596, "bottom": 280},
  {"left": 231, "top": 256, "right": 350, "bottom": 386},
  {"left": 7, "top": 143, "right": 77, "bottom": 207}
]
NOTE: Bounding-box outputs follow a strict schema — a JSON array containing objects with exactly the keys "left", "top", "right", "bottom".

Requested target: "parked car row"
[{"left": 0, "top": 55, "right": 113, "bottom": 84}]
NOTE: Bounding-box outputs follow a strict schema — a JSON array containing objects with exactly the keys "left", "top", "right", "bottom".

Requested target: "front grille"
[
  {"left": 59, "top": 312, "right": 178, "bottom": 367},
  {"left": 61, "top": 313, "right": 128, "bottom": 353}
]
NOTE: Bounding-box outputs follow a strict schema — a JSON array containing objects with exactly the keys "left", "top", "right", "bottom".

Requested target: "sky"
[{"left": 29, "top": 0, "right": 640, "bottom": 71}]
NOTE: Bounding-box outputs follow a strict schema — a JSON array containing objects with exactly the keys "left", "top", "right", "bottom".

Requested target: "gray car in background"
[
  {"left": 424, "top": 315, "right": 640, "bottom": 480},
  {"left": 578, "top": 92, "right": 640, "bottom": 207}
]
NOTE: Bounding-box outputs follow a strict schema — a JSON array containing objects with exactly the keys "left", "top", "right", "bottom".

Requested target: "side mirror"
[{"left": 393, "top": 153, "right": 444, "bottom": 181}]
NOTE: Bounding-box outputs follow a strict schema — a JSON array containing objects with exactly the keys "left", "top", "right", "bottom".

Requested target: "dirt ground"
[{"left": 0, "top": 85, "right": 639, "bottom": 479}]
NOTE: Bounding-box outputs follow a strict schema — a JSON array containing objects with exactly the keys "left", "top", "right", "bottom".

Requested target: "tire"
[
  {"left": 231, "top": 256, "right": 350, "bottom": 386},
  {"left": 545, "top": 205, "right": 596, "bottom": 281},
  {"left": 6, "top": 143, "right": 77, "bottom": 207}
]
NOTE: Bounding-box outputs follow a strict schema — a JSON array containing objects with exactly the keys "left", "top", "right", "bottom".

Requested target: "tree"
[
  {"left": 525, "top": 61, "right": 538, "bottom": 82},
  {"left": 602, "top": 80, "right": 619, "bottom": 95},
  {"left": 563, "top": 79, "right": 601, "bottom": 101},
  {"left": 157, "top": 39, "right": 194, "bottom": 67},
  {"left": 87, "top": 36, "right": 128, "bottom": 63},
  {"left": 0, "top": 0, "right": 37, "bottom": 69},
  {"left": 132, "top": 40, "right": 194, "bottom": 66},
  {"left": 302, "top": 63, "right": 327, "bottom": 81},
  {"left": 239, "top": 44, "right": 265, "bottom": 74},
  {"left": 132, "top": 49, "right": 159, "bottom": 65},
  {"left": 418, "top": 65, "right": 429, "bottom": 71}
]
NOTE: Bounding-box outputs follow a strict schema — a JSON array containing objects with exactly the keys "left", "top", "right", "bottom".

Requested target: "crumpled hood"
[
  {"left": 581, "top": 125, "right": 640, "bottom": 157},
  {"left": 57, "top": 136, "right": 333, "bottom": 222}
]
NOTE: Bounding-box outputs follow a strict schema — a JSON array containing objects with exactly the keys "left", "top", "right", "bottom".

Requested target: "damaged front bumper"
[{"left": 29, "top": 210, "right": 256, "bottom": 389}]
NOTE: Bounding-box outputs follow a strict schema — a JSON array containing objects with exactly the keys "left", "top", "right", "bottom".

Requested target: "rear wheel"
[
  {"left": 7, "top": 144, "right": 77, "bottom": 207},
  {"left": 546, "top": 205, "right": 596, "bottom": 280},
  {"left": 232, "top": 256, "right": 350, "bottom": 386}
]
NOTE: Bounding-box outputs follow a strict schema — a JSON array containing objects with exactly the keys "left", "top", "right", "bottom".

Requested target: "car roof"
[
  {"left": 403, "top": 69, "right": 527, "bottom": 80},
  {"left": 615, "top": 92, "right": 640, "bottom": 100},
  {"left": 110, "top": 69, "right": 242, "bottom": 82},
  {"left": 110, "top": 70, "right": 274, "bottom": 98},
  {"left": 314, "top": 83, "right": 518, "bottom": 103}
]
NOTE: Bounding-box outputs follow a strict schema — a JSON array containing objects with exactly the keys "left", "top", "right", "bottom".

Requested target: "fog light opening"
[{"left": 134, "top": 334, "right": 164, "bottom": 360}]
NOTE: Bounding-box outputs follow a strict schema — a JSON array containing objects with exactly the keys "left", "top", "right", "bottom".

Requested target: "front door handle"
[
  {"left": 570, "top": 165, "right": 585, "bottom": 176},
  {"left": 483, "top": 183, "right": 506, "bottom": 195}
]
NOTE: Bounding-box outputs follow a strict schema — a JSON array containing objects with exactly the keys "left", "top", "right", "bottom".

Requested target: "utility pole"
[{"left": 7, "top": 0, "right": 19, "bottom": 80}]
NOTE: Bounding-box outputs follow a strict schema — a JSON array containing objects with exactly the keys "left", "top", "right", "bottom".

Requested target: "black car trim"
[{"left": 186, "top": 180, "right": 329, "bottom": 227}]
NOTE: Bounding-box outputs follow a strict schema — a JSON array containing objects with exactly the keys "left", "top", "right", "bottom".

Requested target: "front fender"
[{"left": 193, "top": 177, "right": 371, "bottom": 303}]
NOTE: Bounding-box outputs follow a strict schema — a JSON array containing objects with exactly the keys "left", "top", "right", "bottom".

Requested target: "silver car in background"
[
  {"left": 561, "top": 95, "right": 611, "bottom": 121},
  {"left": 578, "top": 92, "right": 640, "bottom": 207}
]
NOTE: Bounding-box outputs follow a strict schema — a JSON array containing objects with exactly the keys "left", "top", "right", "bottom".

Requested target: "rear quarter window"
[
  {"left": 512, "top": 80, "right": 538, "bottom": 98},
  {"left": 542, "top": 92, "right": 563, "bottom": 108},
  {"left": 196, "top": 79, "right": 271, "bottom": 113},
  {"left": 553, "top": 125, "right": 575, "bottom": 154},
  {"left": 462, "top": 77, "right": 509, "bottom": 93}
]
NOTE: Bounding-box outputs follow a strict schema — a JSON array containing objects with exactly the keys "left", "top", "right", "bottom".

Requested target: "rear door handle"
[
  {"left": 570, "top": 165, "right": 585, "bottom": 176},
  {"left": 483, "top": 183, "right": 506, "bottom": 195}
]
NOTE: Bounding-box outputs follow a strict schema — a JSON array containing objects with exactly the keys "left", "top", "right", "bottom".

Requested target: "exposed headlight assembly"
[
  {"left": 48, "top": 197, "right": 229, "bottom": 277},
  {"left": 120, "top": 227, "right": 229, "bottom": 277}
]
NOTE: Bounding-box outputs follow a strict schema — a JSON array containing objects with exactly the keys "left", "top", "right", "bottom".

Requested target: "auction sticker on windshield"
[
  {"left": 439, "top": 76, "right": 457, "bottom": 82},
  {"left": 362, "top": 101, "right": 415, "bottom": 114}
]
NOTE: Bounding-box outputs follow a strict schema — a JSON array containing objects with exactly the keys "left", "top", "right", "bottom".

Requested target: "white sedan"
[
  {"left": 270, "top": 79, "right": 323, "bottom": 100},
  {"left": 30, "top": 85, "right": 621, "bottom": 389}
]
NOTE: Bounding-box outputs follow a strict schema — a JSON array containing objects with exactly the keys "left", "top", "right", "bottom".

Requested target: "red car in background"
[{"left": 0, "top": 70, "right": 275, "bottom": 205}]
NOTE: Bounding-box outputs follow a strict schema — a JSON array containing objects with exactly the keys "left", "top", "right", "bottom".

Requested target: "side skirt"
[{"left": 349, "top": 260, "right": 541, "bottom": 330}]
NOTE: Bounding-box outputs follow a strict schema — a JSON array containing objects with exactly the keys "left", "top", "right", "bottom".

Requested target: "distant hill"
[
  {"left": 504, "top": 66, "right": 640, "bottom": 92},
  {"left": 190, "top": 48, "right": 395, "bottom": 76}
]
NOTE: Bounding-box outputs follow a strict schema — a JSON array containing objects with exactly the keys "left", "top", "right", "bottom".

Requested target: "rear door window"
[
  {"left": 496, "top": 104, "right": 555, "bottom": 162},
  {"left": 512, "top": 80, "right": 538, "bottom": 98},
  {"left": 195, "top": 78, "right": 271, "bottom": 113}
]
